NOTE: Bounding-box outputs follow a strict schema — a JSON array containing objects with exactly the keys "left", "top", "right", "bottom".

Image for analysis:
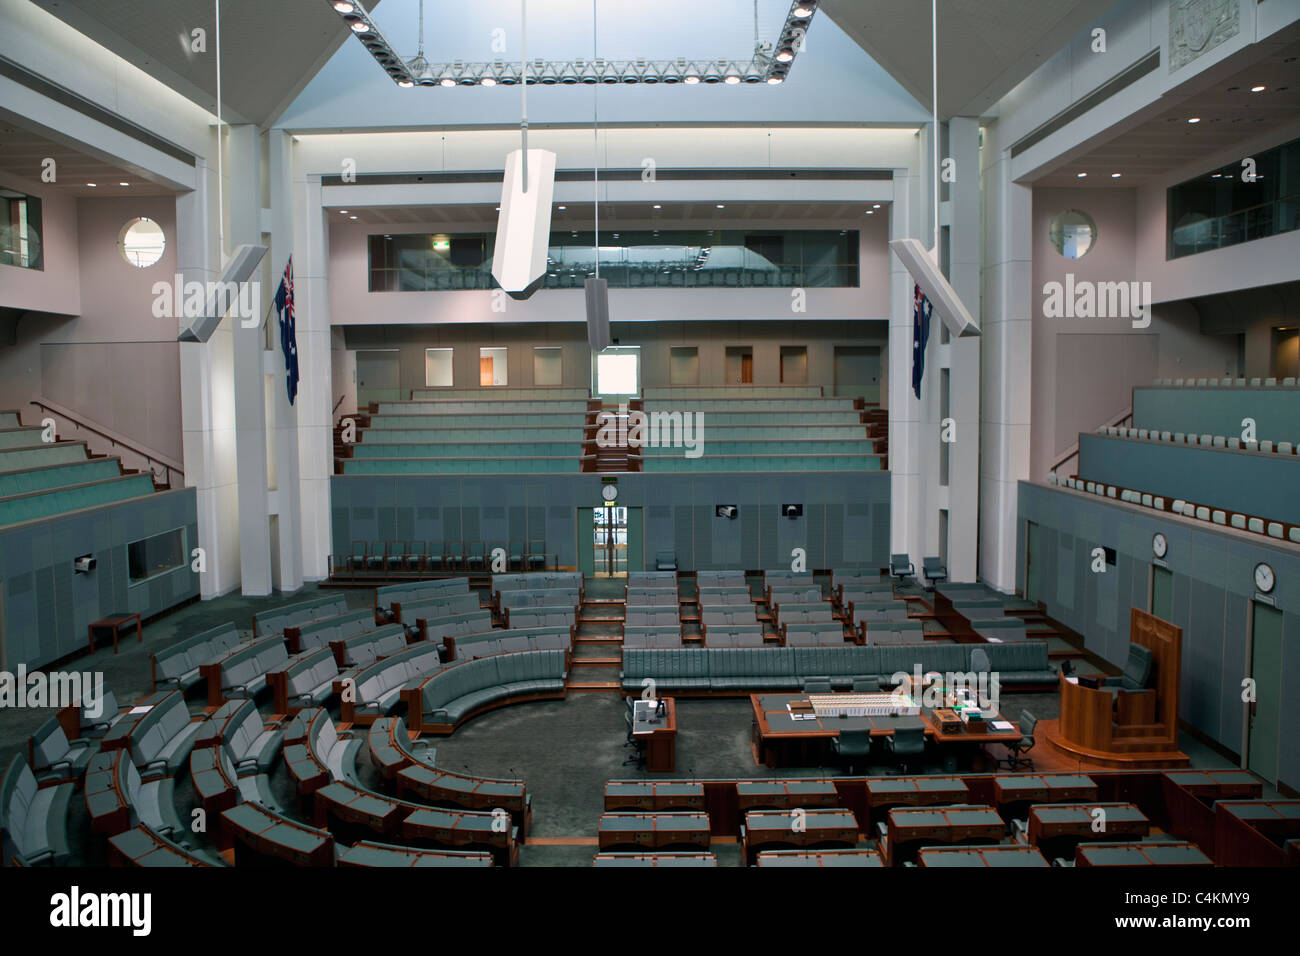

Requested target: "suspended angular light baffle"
[
  {"left": 491, "top": 148, "right": 556, "bottom": 300},
  {"left": 889, "top": 239, "right": 980, "bottom": 338},
  {"left": 585, "top": 277, "right": 611, "bottom": 352}
]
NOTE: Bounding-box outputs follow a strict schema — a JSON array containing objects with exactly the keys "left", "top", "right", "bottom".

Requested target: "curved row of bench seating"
[
  {"left": 102, "top": 690, "right": 203, "bottom": 778},
  {"left": 626, "top": 587, "right": 678, "bottom": 607},
  {"left": 194, "top": 698, "right": 284, "bottom": 774},
  {"left": 283, "top": 708, "right": 362, "bottom": 795},
  {"left": 698, "top": 586, "right": 753, "bottom": 605},
  {"left": 343, "top": 642, "right": 446, "bottom": 724},
  {"left": 0, "top": 752, "right": 73, "bottom": 866},
  {"left": 330, "top": 623, "right": 409, "bottom": 670},
  {"left": 253, "top": 593, "right": 349, "bottom": 637},
  {"left": 151, "top": 622, "right": 243, "bottom": 691},
  {"left": 783, "top": 624, "right": 852, "bottom": 646},
  {"left": 619, "top": 643, "right": 1058, "bottom": 694},
  {"left": 396, "top": 591, "right": 483, "bottom": 626},
  {"left": 417, "top": 611, "right": 495, "bottom": 644},
  {"left": 338, "top": 840, "right": 494, "bottom": 867},
  {"left": 267, "top": 646, "right": 340, "bottom": 715},
  {"left": 108, "top": 822, "right": 221, "bottom": 867},
  {"left": 702, "top": 606, "right": 759, "bottom": 626},
  {"left": 311, "top": 779, "right": 520, "bottom": 865},
  {"left": 773, "top": 604, "right": 836, "bottom": 626},
  {"left": 498, "top": 587, "right": 580, "bottom": 610},
  {"left": 625, "top": 631, "right": 684, "bottom": 648},
  {"left": 83, "top": 748, "right": 188, "bottom": 845},
  {"left": 861, "top": 620, "right": 927, "bottom": 644},
  {"left": 627, "top": 606, "right": 682, "bottom": 627},
  {"left": 404, "top": 649, "right": 568, "bottom": 734},
  {"left": 200, "top": 635, "right": 290, "bottom": 705},
  {"left": 285, "top": 607, "right": 378, "bottom": 653},
  {"left": 445, "top": 624, "right": 572, "bottom": 661},
  {"left": 368, "top": 718, "right": 533, "bottom": 834},
  {"left": 28, "top": 715, "right": 94, "bottom": 784},
  {"left": 500, "top": 607, "right": 575, "bottom": 631},
  {"left": 375, "top": 577, "right": 471, "bottom": 615}
]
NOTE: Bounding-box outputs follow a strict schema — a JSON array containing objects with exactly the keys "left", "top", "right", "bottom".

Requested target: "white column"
[
  {"left": 177, "top": 147, "right": 240, "bottom": 598},
  {"left": 979, "top": 119, "right": 1033, "bottom": 592},
  {"left": 228, "top": 124, "right": 272, "bottom": 596},
  {"left": 293, "top": 170, "right": 334, "bottom": 581},
  {"left": 268, "top": 131, "right": 304, "bottom": 592},
  {"left": 887, "top": 142, "right": 926, "bottom": 570},
  {"left": 946, "top": 117, "right": 982, "bottom": 582}
]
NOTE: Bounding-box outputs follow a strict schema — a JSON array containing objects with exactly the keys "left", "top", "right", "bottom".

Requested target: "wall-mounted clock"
[
  {"left": 1152, "top": 533, "right": 1167, "bottom": 559},
  {"left": 601, "top": 484, "right": 619, "bottom": 502},
  {"left": 1254, "top": 562, "right": 1275, "bottom": 594}
]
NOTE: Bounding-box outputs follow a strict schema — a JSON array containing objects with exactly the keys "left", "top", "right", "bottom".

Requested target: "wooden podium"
[{"left": 1040, "top": 609, "right": 1189, "bottom": 768}]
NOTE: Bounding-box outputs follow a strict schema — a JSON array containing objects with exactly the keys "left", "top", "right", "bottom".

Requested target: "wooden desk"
[
  {"left": 756, "top": 848, "right": 884, "bottom": 867},
  {"left": 741, "top": 808, "right": 859, "bottom": 864},
  {"left": 1075, "top": 841, "right": 1212, "bottom": 867},
  {"left": 316, "top": 781, "right": 405, "bottom": 836},
  {"left": 1027, "top": 802, "right": 1149, "bottom": 846},
  {"left": 992, "top": 773, "right": 1098, "bottom": 808},
  {"left": 400, "top": 806, "right": 520, "bottom": 866},
  {"left": 397, "top": 762, "right": 530, "bottom": 823},
  {"left": 750, "top": 693, "right": 1019, "bottom": 768},
  {"left": 919, "top": 844, "right": 1049, "bottom": 867},
  {"left": 604, "top": 780, "right": 705, "bottom": 812},
  {"left": 736, "top": 779, "right": 841, "bottom": 813},
  {"left": 88, "top": 613, "right": 142, "bottom": 655},
  {"left": 598, "top": 812, "right": 712, "bottom": 852},
  {"left": 1215, "top": 800, "right": 1300, "bottom": 841},
  {"left": 632, "top": 698, "right": 677, "bottom": 772},
  {"left": 337, "top": 841, "right": 494, "bottom": 868},
  {"left": 83, "top": 749, "right": 131, "bottom": 836},
  {"left": 108, "top": 825, "right": 213, "bottom": 867},
  {"left": 885, "top": 806, "right": 1006, "bottom": 866},
  {"left": 866, "top": 775, "right": 969, "bottom": 813},
  {"left": 1164, "top": 769, "right": 1263, "bottom": 801},
  {"left": 221, "top": 803, "right": 334, "bottom": 867},
  {"left": 189, "top": 746, "right": 239, "bottom": 817}
]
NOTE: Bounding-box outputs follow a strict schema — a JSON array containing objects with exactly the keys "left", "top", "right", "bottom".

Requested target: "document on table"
[{"left": 990, "top": 720, "right": 1015, "bottom": 732}]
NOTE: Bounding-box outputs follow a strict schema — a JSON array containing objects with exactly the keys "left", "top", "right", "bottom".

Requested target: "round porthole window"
[
  {"left": 119, "top": 217, "right": 165, "bottom": 268},
  {"left": 1049, "top": 209, "right": 1097, "bottom": 259}
]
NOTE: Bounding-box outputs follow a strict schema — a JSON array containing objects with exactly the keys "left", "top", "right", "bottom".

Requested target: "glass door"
[{"left": 592, "top": 506, "right": 628, "bottom": 578}]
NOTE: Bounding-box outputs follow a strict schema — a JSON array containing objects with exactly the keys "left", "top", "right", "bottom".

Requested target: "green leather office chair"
[
  {"left": 885, "top": 724, "right": 926, "bottom": 774},
  {"left": 1001, "top": 709, "right": 1036, "bottom": 771},
  {"left": 830, "top": 728, "right": 872, "bottom": 775},
  {"left": 623, "top": 698, "right": 645, "bottom": 768}
]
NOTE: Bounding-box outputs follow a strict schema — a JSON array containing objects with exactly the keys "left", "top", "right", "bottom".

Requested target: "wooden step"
[
  {"left": 566, "top": 680, "right": 621, "bottom": 692},
  {"left": 571, "top": 656, "right": 622, "bottom": 666}
]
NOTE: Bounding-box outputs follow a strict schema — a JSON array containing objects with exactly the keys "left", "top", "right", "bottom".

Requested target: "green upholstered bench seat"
[
  {"left": 0, "top": 753, "right": 73, "bottom": 866},
  {"left": 288, "top": 608, "right": 380, "bottom": 653},
  {"left": 410, "top": 649, "right": 567, "bottom": 731},
  {"left": 253, "top": 593, "right": 349, "bottom": 637},
  {"left": 151, "top": 622, "right": 243, "bottom": 691}
]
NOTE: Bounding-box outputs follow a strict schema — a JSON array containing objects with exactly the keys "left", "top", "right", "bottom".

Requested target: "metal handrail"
[
  {"left": 29, "top": 398, "right": 183, "bottom": 488},
  {"left": 1050, "top": 405, "right": 1132, "bottom": 479}
]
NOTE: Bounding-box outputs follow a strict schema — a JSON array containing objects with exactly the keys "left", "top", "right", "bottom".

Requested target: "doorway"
[
  {"left": 725, "top": 346, "right": 753, "bottom": 384},
  {"left": 1247, "top": 602, "right": 1283, "bottom": 783},
  {"left": 833, "top": 345, "right": 881, "bottom": 401},
  {"left": 578, "top": 506, "right": 642, "bottom": 578},
  {"left": 1024, "top": 520, "right": 1041, "bottom": 603},
  {"left": 1151, "top": 566, "right": 1173, "bottom": 620},
  {"left": 355, "top": 349, "right": 401, "bottom": 406}
]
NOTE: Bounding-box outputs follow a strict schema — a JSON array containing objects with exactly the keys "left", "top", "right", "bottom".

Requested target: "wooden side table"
[{"left": 88, "top": 613, "right": 142, "bottom": 655}]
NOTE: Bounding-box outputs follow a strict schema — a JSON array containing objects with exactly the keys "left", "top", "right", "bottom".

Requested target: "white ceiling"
[
  {"left": 820, "top": 0, "right": 1119, "bottom": 118},
  {"left": 0, "top": 124, "right": 176, "bottom": 196},
  {"left": 1034, "top": 38, "right": 1300, "bottom": 187},
  {"left": 29, "top": 0, "right": 363, "bottom": 127}
]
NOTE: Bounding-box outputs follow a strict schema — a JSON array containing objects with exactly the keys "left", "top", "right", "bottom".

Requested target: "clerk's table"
[{"left": 632, "top": 698, "right": 677, "bottom": 772}]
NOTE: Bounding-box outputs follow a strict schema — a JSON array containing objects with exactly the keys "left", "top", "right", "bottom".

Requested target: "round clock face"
[
  {"left": 1254, "top": 563, "right": 1275, "bottom": 594},
  {"left": 601, "top": 484, "right": 618, "bottom": 502},
  {"left": 1152, "top": 533, "right": 1167, "bottom": 559}
]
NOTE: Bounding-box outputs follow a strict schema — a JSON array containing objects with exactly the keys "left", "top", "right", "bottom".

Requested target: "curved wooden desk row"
[{"left": 368, "top": 717, "right": 531, "bottom": 834}]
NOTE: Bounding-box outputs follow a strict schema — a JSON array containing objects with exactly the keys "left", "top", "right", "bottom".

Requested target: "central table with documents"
[{"left": 750, "top": 692, "right": 1020, "bottom": 769}]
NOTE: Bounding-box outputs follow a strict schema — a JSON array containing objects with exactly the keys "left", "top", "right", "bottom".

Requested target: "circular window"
[
  {"left": 119, "top": 217, "right": 165, "bottom": 268},
  {"left": 1049, "top": 209, "right": 1097, "bottom": 259}
]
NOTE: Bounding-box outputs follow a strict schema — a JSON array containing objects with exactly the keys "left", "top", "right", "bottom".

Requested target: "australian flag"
[
  {"left": 274, "top": 257, "right": 299, "bottom": 405},
  {"left": 911, "top": 282, "right": 932, "bottom": 400}
]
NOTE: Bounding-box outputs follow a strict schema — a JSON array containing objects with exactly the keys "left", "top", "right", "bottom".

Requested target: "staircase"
[
  {"left": 567, "top": 583, "right": 626, "bottom": 691},
  {"left": 580, "top": 399, "right": 642, "bottom": 473},
  {"left": 333, "top": 411, "right": 369, "bottom": 474}
]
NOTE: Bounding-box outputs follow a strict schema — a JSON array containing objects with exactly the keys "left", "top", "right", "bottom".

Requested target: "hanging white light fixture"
[
  {"left": 491, "top": 0, "right": 557, "bottom": 298},
  {"left": 888, "top": 0, "right": 980, "bottom": 338}
]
